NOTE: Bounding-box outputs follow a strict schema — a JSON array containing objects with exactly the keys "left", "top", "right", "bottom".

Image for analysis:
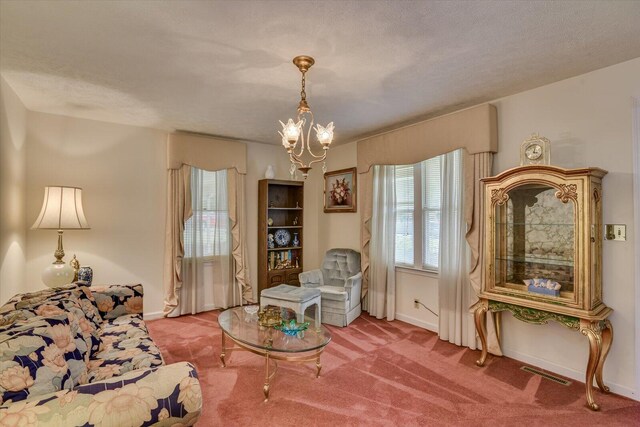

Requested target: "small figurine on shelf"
[
  {"left": 268, "top": 217, "right": 274, "bottom": 226},
  {"left": 295, "top": 201, "right": 300, "bottom": 208},
  {"left": 295, "top": 257, "right": 299, "bottom": 268},
  {"left": 269, "top": 200, "right": 275, "bottom": 208},
  {"left": 267, "top": 234, "right": 275, "bottom": 249},
  {"left": 292, "top": 216, "right": 298, "bottom": 226}
]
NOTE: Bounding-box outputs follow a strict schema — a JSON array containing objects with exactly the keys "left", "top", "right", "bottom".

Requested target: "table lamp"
[{"left": 32, "top": 186, "right": 90, "bottom": 287}]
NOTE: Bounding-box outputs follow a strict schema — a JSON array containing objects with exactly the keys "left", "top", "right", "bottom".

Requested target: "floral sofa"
[{"left": 0, "top": 283, "right": 202, "bottom": 426}]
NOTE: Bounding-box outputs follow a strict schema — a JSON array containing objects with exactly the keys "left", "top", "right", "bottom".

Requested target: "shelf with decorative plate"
[{"left": 259, "top": 179, "right": 304, "bottom": 297}]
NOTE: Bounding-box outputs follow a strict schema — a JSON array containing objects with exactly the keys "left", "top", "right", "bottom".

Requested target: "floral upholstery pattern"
[
  {"left": 92, "top": 284, "right": 144, "bottom": 320},
  {"left": 0, "top": 315, "right": 87, "bottom": 403},
  {"left": 0, "top": 284, "right": 201, "bottom": 426},
  {"left": 0, "top": 362, "right": 201, "bottom": 427},
  {"left": 88, "top": 315, "right": 163, "bottom": 382}
]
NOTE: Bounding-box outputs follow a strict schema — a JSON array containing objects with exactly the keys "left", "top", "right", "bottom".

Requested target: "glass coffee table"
[{"left": 218, "top": 306, "right": 331, "bottom": 401}]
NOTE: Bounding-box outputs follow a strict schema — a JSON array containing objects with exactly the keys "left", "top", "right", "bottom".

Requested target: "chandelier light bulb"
[
  {"left": 315, "top": 122, "right": 334, "bottom": 148},
  {"left": 279, "top": 119, "right": 302, "bottom": 144}
]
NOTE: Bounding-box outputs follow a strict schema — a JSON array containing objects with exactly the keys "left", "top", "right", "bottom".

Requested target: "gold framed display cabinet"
[
  {"left": 258, "top": 180, "right": 304, "bottom": 299},
  {"left": 474, "top": 165, "right": 613, "bottom": 411}
]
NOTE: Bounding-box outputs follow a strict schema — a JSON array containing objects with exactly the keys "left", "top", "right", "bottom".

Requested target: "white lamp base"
[{"left": 42, "top": 262, "right": 75, "bottom": 288}]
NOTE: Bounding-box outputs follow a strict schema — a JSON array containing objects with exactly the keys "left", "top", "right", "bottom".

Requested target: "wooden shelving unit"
[{"left": 258, "top": 179, "right": 304, "bottom": 297}]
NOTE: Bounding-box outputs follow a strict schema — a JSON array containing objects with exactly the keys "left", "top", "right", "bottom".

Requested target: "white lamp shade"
[{"left": 32, "top": 186, "right": 90, "bottom": 230}]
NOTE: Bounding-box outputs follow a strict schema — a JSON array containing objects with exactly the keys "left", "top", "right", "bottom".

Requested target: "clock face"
[{"left": 525, "top": 143, "right": 543, "bottom": 160}]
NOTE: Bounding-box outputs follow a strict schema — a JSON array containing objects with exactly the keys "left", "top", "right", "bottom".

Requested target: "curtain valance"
[
  {"left": 167, "top": 133, "right": 247, "bottom": 174},
  {"left": 356, "top": 104, "right": 497, "bottom": 173}
]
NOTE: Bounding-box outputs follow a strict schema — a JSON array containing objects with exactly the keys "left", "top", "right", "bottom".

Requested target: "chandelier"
[{"left": 279, "top": 55, "right": 334, "bottom": 178}]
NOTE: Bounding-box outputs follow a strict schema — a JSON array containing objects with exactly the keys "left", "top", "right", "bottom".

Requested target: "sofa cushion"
[
  {"left": 0, "top": 315, "right": 87, "bottom": 403},
  {"left": 87, "top": 315, "right": 163, "bottom": 382},
  {"left": 92, "top": 284, "right": 144, "bottom": 320},
  {"left": 11, "top": 294, "right": 101, "bottom": 360}
]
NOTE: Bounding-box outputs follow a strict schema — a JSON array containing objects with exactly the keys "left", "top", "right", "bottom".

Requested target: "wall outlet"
[{"left": 414, "top": 298, "right": 420, "bottom": 309}]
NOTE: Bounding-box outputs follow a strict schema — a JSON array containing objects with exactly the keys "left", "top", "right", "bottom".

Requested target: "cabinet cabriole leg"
[
  {"left": 581, "top": 321, "right": 603, "bottom": 411},
  {"left": 595, "top": 319, "right": 613, "bottom": 393},
  {"left": 474, "top": 303, "right": 488, "bottom": 367}
]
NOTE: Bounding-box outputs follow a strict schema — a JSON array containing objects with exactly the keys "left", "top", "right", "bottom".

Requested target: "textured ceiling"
[{"left": 1, "top": 1, "right": 640, "bottom": 145}]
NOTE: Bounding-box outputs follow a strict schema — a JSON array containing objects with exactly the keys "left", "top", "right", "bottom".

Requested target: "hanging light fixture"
[{"left": 279, "top": 55, "right": 334, "bottom": 179}]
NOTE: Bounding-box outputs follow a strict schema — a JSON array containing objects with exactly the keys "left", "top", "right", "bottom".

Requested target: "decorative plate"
[{"left": 274, "top": 229, "right": 291, "bottom": 247}]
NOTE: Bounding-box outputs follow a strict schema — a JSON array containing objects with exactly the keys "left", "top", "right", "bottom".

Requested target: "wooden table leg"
[
  {"left": 595, "top": 319, "right": 613, "bottom": 393},
  {"left": 220, "top": 332, "right": 227, "bottom": 367},
  {"left": 581, "top": 320, "right": 603, "bottom": 411},
  {"left": 474, "top": 302, "right": 489, "bottom": 367}
]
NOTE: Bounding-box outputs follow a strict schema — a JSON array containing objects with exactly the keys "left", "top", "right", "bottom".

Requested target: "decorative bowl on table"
[
  {"left": 244, "top": 305, "right": 259, "bottom": 315},
  {"left": 274, "top": 319, "right": 310, "bottom": 336}
]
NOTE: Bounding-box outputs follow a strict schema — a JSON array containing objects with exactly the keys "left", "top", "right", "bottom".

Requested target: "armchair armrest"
[
  {"left": 299, "top": 269, "right": 324, "bottom": 288},
  {"left": 0, "top": 362, "right": 201, "bottom": 426},
  {"left": 91, "top": 284, "right": 144, "bottom": 319},
  {"left": 344, "top": 272, "right": 363, "bottom": 306}
]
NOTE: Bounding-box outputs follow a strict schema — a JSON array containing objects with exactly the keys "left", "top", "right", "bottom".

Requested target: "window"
[
  {"left": 394, "top": 155, "right": 443, "bottom": 271},
  {"left": 184, "top": 168, "right": 230, "bottom": 258}
]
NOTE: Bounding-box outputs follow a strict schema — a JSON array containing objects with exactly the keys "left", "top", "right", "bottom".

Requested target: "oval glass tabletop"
[{"left": 218, "top": 306, "right": 331, "bottom": 353}]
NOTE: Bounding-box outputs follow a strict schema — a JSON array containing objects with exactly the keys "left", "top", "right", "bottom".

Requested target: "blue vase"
[
  {"left": 292, "top": 233, "right": 300, "bottom": 247},
  {"left": 78, "top": 266, "right": 93, "bottom": 285}
]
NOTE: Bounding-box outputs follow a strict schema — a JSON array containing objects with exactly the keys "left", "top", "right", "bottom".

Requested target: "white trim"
[
  {"left": 143, "top": 303, "right": 220, "bottom": 321},
  {"left": 632, "top": 96, "right": 640, "bottom": 401},
  {"left": 502, "top": 346, "right": 637, "bottom": 401},
  {"left": 395, "top": 265, "right": 439, "bottom": 278},
  {"left": 395, "top": 312, "right": 438, "bottom": 333},
  {"left": 143, "top": 311, "right": 164, "bottom": 321}
]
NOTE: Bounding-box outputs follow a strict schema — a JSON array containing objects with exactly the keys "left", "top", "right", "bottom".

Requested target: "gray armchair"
[{"left": 300, "top": 248, "right": 362, "bottom": 327}]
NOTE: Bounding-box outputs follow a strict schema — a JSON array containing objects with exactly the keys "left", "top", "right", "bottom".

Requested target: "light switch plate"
[{"left": 605, "top": 224, "right": 626, "bottom": 241}]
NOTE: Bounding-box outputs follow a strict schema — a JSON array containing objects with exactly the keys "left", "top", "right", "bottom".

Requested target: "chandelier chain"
[{"left": 299, "top": 71, "right": 307, "bottom": 109}]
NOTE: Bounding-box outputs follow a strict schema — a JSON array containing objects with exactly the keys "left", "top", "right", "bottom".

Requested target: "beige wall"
[
  {"left": 25, "top": 112, "right": 168, "bottom": 314},
  {"left": 491, "top": 58, "right": 639, "bottom": 398},
  {"left": 317, "top": 142, "right": 360, "bottom": 257},
  {"left": 0, "top": 77, "right": 28, "bottom": 303},
  {"left": 22, "top": 110, "right": 302, "bottom": 311}
]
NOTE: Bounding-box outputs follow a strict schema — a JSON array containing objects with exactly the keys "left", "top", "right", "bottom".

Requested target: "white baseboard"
[
  {"left": 395, "top": 312, "right": 438, "bottom": 333},
  {"left": 143, "top": 311, "right": 164, "bottom": 321},
  {"left": 502, "top": 347, "right": 638, "bottom": 401},
  {"left": 143, "top": 304, "right": 219, "bottom": 321}
]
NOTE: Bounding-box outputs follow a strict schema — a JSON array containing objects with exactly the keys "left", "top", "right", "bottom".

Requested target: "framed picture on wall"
[{"left": 324, "top": 167, "right": 357, "bottom": 213}]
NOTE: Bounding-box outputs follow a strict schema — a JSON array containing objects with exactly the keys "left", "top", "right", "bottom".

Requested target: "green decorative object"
[
  {"left": 488, "top": 301, "right": 580, "bottom": 330},
  {"left": 274, "top": 319, "right": 310, "bottom": 336}
]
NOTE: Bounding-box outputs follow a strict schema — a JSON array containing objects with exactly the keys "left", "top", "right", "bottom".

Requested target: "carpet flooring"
[{"left": 147, "top": 310, "right": 640, "bottom": 426}]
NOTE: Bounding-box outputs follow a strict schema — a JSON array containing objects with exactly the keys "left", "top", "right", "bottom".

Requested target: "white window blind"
[
  {"left": 184, "top": 169, "right": 229, "bottom": 258},
  {"left": 422, "top": 156, "right": 442, "bottom": 270},
  {"left": 395, "top": 164, "right": 414, "bottom": 265},
  {"left": 394, "top": 154, "right": 445, "bottom": 271}
]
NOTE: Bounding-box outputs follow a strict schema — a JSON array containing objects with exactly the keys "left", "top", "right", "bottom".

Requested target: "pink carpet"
[{"left": 147, "top": 311, "right": 640, "bottom": 426}]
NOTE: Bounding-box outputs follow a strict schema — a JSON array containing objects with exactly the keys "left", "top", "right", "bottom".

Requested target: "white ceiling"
[{"left": 2, "top": 1, "right": 640, "bottom": 145}]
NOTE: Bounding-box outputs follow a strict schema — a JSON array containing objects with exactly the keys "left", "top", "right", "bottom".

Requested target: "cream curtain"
[
  {"left": 465, "top": 152, "right": 501, "bottom": 355},
  {"left": 163, "top": 165, "right": 192, "bottom": 317},
  {"left": 227, "top": 169, "right": 253, "bottom": 303},
  {"left": 163, "top": 133, "right": 252, "bottom": 317},
  {"left": 368, "top": 165, "right": 397, "bottom": 320},
  {"left": 438, "top": 149, "right": 477, "bottom": 347}
]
